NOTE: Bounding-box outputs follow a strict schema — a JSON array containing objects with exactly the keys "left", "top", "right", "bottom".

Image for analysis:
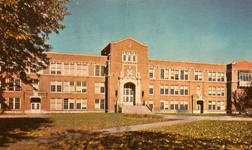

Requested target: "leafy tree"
[
  {"left": 0, "top": 0, "right": 70, "bottom": 112},
  {"left": 232, "top": 86, "right": 252, "bottom": 115}
]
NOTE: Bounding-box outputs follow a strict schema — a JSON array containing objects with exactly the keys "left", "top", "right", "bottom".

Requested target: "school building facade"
[{"left": 1, "top": 37, "right": 252, "bottom": 114}]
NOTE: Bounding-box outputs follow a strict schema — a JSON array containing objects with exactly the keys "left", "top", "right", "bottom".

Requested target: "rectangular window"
[
  {"left": 149, "top": 85, "right": 154, "bottom": 95},
  {"left": 170, "top": 100, "right": 178, "bottom": 110},
  {"left": 63, "top": 81, "right": 75, "bottom": 93},
  {"left": 76, "top": 82, "right": 87, "bottom": 93},
  {"left": 9, "top": 98, "right": 20, "bottom": 109},
  {"left": 51, "top": 81, "right": 62, "bottom": 92},
  {"left": 95, "top": 99, "right": 105, "bottom": 110},
  {"left": 208, "top": 101, "right": 216, "bottom": 110},
  {"left": 208, "top": 86, "right": 216, "bottom": 96},
  {"left": 63, "top": 98, "right": 74, "bottom": 110},
  {"left": 95, "top": 65, "right": 105, "bottom": 76},
  {"left": 160, "top": 69, "right": 169, "bottom": 79},
  {"left": 149, "top": 100, "right": 154, "bottom": 110},
  {"left": 76, "top": 99, "right": 87, "bottom": 110},
  {"left": 95, "top": 82, "right": 105, "bottom": 94},
  {"left": 180, "top": 101, "right": 188, "bottom": 110},
  {"left": 174, "top": 86, "right": 179, "bottom": 95},
  {"left": 160, "top": 85, "right": 169, "bottom": 95},
  {"left": 76, "top": 63, "right": 88, "bottom": 76},
  {"left": 170, "top": 85, "right": 174, "bottom": 95},
  {"left": 170, "top": 69, "right": 179, "bottom": 80},
  {"left": 50, "top": 62, "right": 62, "bottom": 75},
  {"left": 50, "top": 98, "right": 62, "bottom": 110},
  {"left": 180, "top": 70, "right": 188, "bottom": 80},
  {"left": 149, "top": 68, "right": 154, "bottom": 79},
  {"left": 7, "top": 79, "right": 21, "bottom": 91},
  {"left": 32, "top": 79, "right": 39, "bottom": 90},
  {"left": 180, "top": 85, "right": 189, "bottom": 95},
  {"left": 195, "top": 70, "right": 203, "bottom": 81},
  {"left": 160, "top": 100, "right": 169, "bottom": 110}
]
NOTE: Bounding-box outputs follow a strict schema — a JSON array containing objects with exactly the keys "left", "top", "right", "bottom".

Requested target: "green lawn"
[
  {"left": 0, "top": 113, "right": 170, "bottom": 146},
  {"left": 17, "top": 120, "right": 252, "bottom": 150}
]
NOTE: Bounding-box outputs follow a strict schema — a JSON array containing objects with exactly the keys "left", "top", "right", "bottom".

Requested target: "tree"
[
  {"left": 0, "top": 0, "right": 70, "bottom": 112},
  {"left": 232, "top": 86, "right": 252, "bottom": 115}
]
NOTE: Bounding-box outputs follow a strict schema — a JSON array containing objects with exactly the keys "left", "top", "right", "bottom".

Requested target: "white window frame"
[
  {"left": 76, "top": 82, "right": 87, "bottom": 93},
  {"left": 50, "top": 81, "right": 62, "bottom": 92},
  {"left": 95, "top": 99, "right": 105, "bottom": 110},
  {"left": 149, "top": 84, "right": 154, "bottom": 95},
  {"left": 160, "top": 85, "right": 169, "bottom": 95},
  {"left": 76, "top": 99, "right": 87, "bottom": 110},
  {"left": 63, "top": 81, "right": 75, "bottom": 93},
  {"left": 95, "top": 65, "right": 105, "bottom": 76},
  {"left": 50, "top": 98, "right": 62, "bottom": 110},
  {"left": 95, "top": 82, "right": 105, "bottom": 94},
  {"left": 160, "top": 100, "right": 169, "bottom": 110},
  {"left": 63, "top": 98, "right": 74, "bottom": 110}
]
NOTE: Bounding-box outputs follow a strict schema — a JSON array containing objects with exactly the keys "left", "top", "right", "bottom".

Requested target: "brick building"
[{"left": 1, "top": 37, "right": 251, "bottom": 113}]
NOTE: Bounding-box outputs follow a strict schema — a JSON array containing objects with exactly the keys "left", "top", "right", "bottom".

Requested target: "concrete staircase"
[{"left": 120, "top": 105, "right": 152, "bottom": 114}]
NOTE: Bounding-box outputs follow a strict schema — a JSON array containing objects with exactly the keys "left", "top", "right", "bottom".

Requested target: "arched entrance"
[{"left": 123, "top": 83, "right": 135, "bottom": 105}]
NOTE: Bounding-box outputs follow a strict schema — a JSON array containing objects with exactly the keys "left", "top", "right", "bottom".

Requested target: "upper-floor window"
[
  {"left": 195, "top": 70, "right": 203, "bottom": 81},
  {"left": 180, "top": 85, "right": 189, "bottom": 95},
  {"left": 76, "top": 82, "right": 87, "bottom": 93},
  {"left": 170, "top": 69, "right": 179, "bottom": 80},
  {"left": 149, "top": 84, "right": 154, "bottom": 95},
  {"left": 149, "top": 68, "right": 154, "bottom": 79},
  {"left": 95, "top": 82, "right": 105, "bottom": 94},
  {"left": 239, "top": 71, "right": 251, "bottom": 81},
  {"left": 9, "top": 97, "right": 20, "bottom": 109},
  {"left": 95, "top": 65, "right": 105, "bottom": 76},
  {"left": 50, "top": 81, "right": 62, "bottom": 92},
  {"left": 63, "top": 81, "right": 75, "bottom": 93},
  {"left": 50, "top": 62, "right": 62, "bottom": 75},
  {"left": 32, "top": 79, "right": 39, "bottom": 90},
  {"left": 76, "top": 64, "right": 88, "bottom": 76},
  {"left": 122, "top": 51, "right": 137, "bottom": 63},
  {"left": 160, "top": 69, "right": 169, "bottom": 79},
  {"left": 6, "top": 79, "right": 21, "bottom": 91},
  {"left": 180, "top": 70, "right": 188, "bottom": 80},
  {"left": 208, "top": 71, "right": 225, "bottom": 82},
  {"left": 160, "top": 85, "right": 169, "bottom": 95}
]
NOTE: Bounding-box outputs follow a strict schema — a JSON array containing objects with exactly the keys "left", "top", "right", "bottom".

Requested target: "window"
[
  {"left": 180, "top": 86, "right": 188, "bottom": 95},
  {"left": 149, "top": 85, "right": 154, "bottom": 95},
  {"left": 9, "top": 98, "right": 20, "bottom": 109},
  {"left": 195, "top": 70, "right": 203, "bottom": 81},
  {"left": 76, "top": 82, "right": 87, "bottom": 93},
  {"left": 50, "top": 62, "right": 62, "bottom": 75},
  {"left": 160, "top": 69, "right": 169, "bottom": 79},
  {"left": 95, "top": 65, "right": 105, "bottom": 76},
  {"left": 208, "top": 101, "right": 216, "bottom": 110},
  {"left": 7, "top": 79, "right": 21, "bottom": 91},
  {"left": 208, "top": 86, "right": 216, "bottom": 96},
  {"left": 217, "top": 101, "right": 225, "bottom": 110},
  {"left": 95, "top": 99, "right": 105, "bottom": 110},
  {"left": 64, "top": 98, "right": 74, "bottom": 110},
  {"left": 149, "top": 68, "right": 154, "bottom": 79},
  {"left": 76, "top": 99, "right": 87, "bottom": 110},
  {"left": 63, "top": 62, "right": 75, "bottom": 76},
  {"left": 122, "top": 51, "right": 137, "bottom": 62},
  {"left": 160, "top": 100, "right": 169, "bottom": 110},
  {"left": 160, "top": 85, "right": 169, "bottom": 95},
  {"left": 170, "top": 69, "right": 179, "bottom": 80},
  {"left": 180, "top": 70, "right": 188, "bottom": 80},
  {"left": 50, "top": 98, "right": 62, "bottom": 110},
  {"left": 239, "top": 71, "right": 251, "bottom": 81},
  {"left": 63, "top": 81, "right": 75, "bottom": 93},
  {"left": 76, "top": 63, "right": 88, "bottom": 76},
  {"left": 51, "top": 81, "right": 62, "bottom": 92},
  {"left": 95, "top": 82, "right": 105, "bottom": 94},
  {"left": 170, "top": 100, "right": 178, "bottom": 110},
  {"left": 180, "top": 101, "right": 188, "bottom": 110},
  {"left": 171, "top": 85, "right": 179, "bottom": 95}
]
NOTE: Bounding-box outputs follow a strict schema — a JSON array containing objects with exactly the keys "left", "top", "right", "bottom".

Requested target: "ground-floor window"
[
  {"left": 64, "top": 98, "right": 74, "bottom": 110},
  {"left": 208, "top": 101, "right": 216, "bottom": 110},
  {"left": 50, "top": 98, "right": 63, "bottom": 110},
  {"left": 180, "top": 101, "right": 188, "bottom": 110},
  {"left": 160, "top": 100, "right": 169, "bottom": 110},
  {"left": 170, "top": 100, "right": 179, "bottom": 110},
  {"left": 76, "top": 99, "right": 87, "bottom": 110},
  {"left": 95, "top": 99, "right": 105, "bottom": 110},
  {"left": 217, "top": 101, "right": 225, "bottom": 110},
  {"left": 9, "top": 98, "right": 20, "bottom": 109}
]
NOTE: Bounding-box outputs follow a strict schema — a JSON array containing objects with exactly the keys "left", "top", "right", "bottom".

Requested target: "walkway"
[{"left": 1, "top": 115, "right": 252, "bottom": 150}]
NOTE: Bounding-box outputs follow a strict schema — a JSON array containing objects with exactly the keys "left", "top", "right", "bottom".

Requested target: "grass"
[
  {"left": 2, "top": 114, "right": 252, "bottom": 149},
  {"left": 18, "top": 120, "right": 252, "bottom": 150},
  {"left": 0, "top": 113, "right": 171, "bottom": 146}
]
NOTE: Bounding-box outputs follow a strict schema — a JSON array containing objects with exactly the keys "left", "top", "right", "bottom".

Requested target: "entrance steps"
[{"left": 120, "top": 105, "right": 152, "bottom": 114}]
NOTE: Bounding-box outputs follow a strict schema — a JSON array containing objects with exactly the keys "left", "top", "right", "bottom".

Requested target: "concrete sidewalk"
[{"left": 1, "top": 115, "right": 252, "bottom": 150}]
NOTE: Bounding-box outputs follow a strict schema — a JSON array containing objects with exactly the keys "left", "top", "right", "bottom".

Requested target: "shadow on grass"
[
  {"left": 37, "top": 130, "right": 252, "bottom": 150},
  {"left": 0, "top": 117, "right": 52, "bottom": 147}
]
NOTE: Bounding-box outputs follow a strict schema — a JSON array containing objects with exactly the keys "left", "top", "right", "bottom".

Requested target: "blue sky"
[{"left": 48, "top": 0, "right": 252, "bottom": 64}]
